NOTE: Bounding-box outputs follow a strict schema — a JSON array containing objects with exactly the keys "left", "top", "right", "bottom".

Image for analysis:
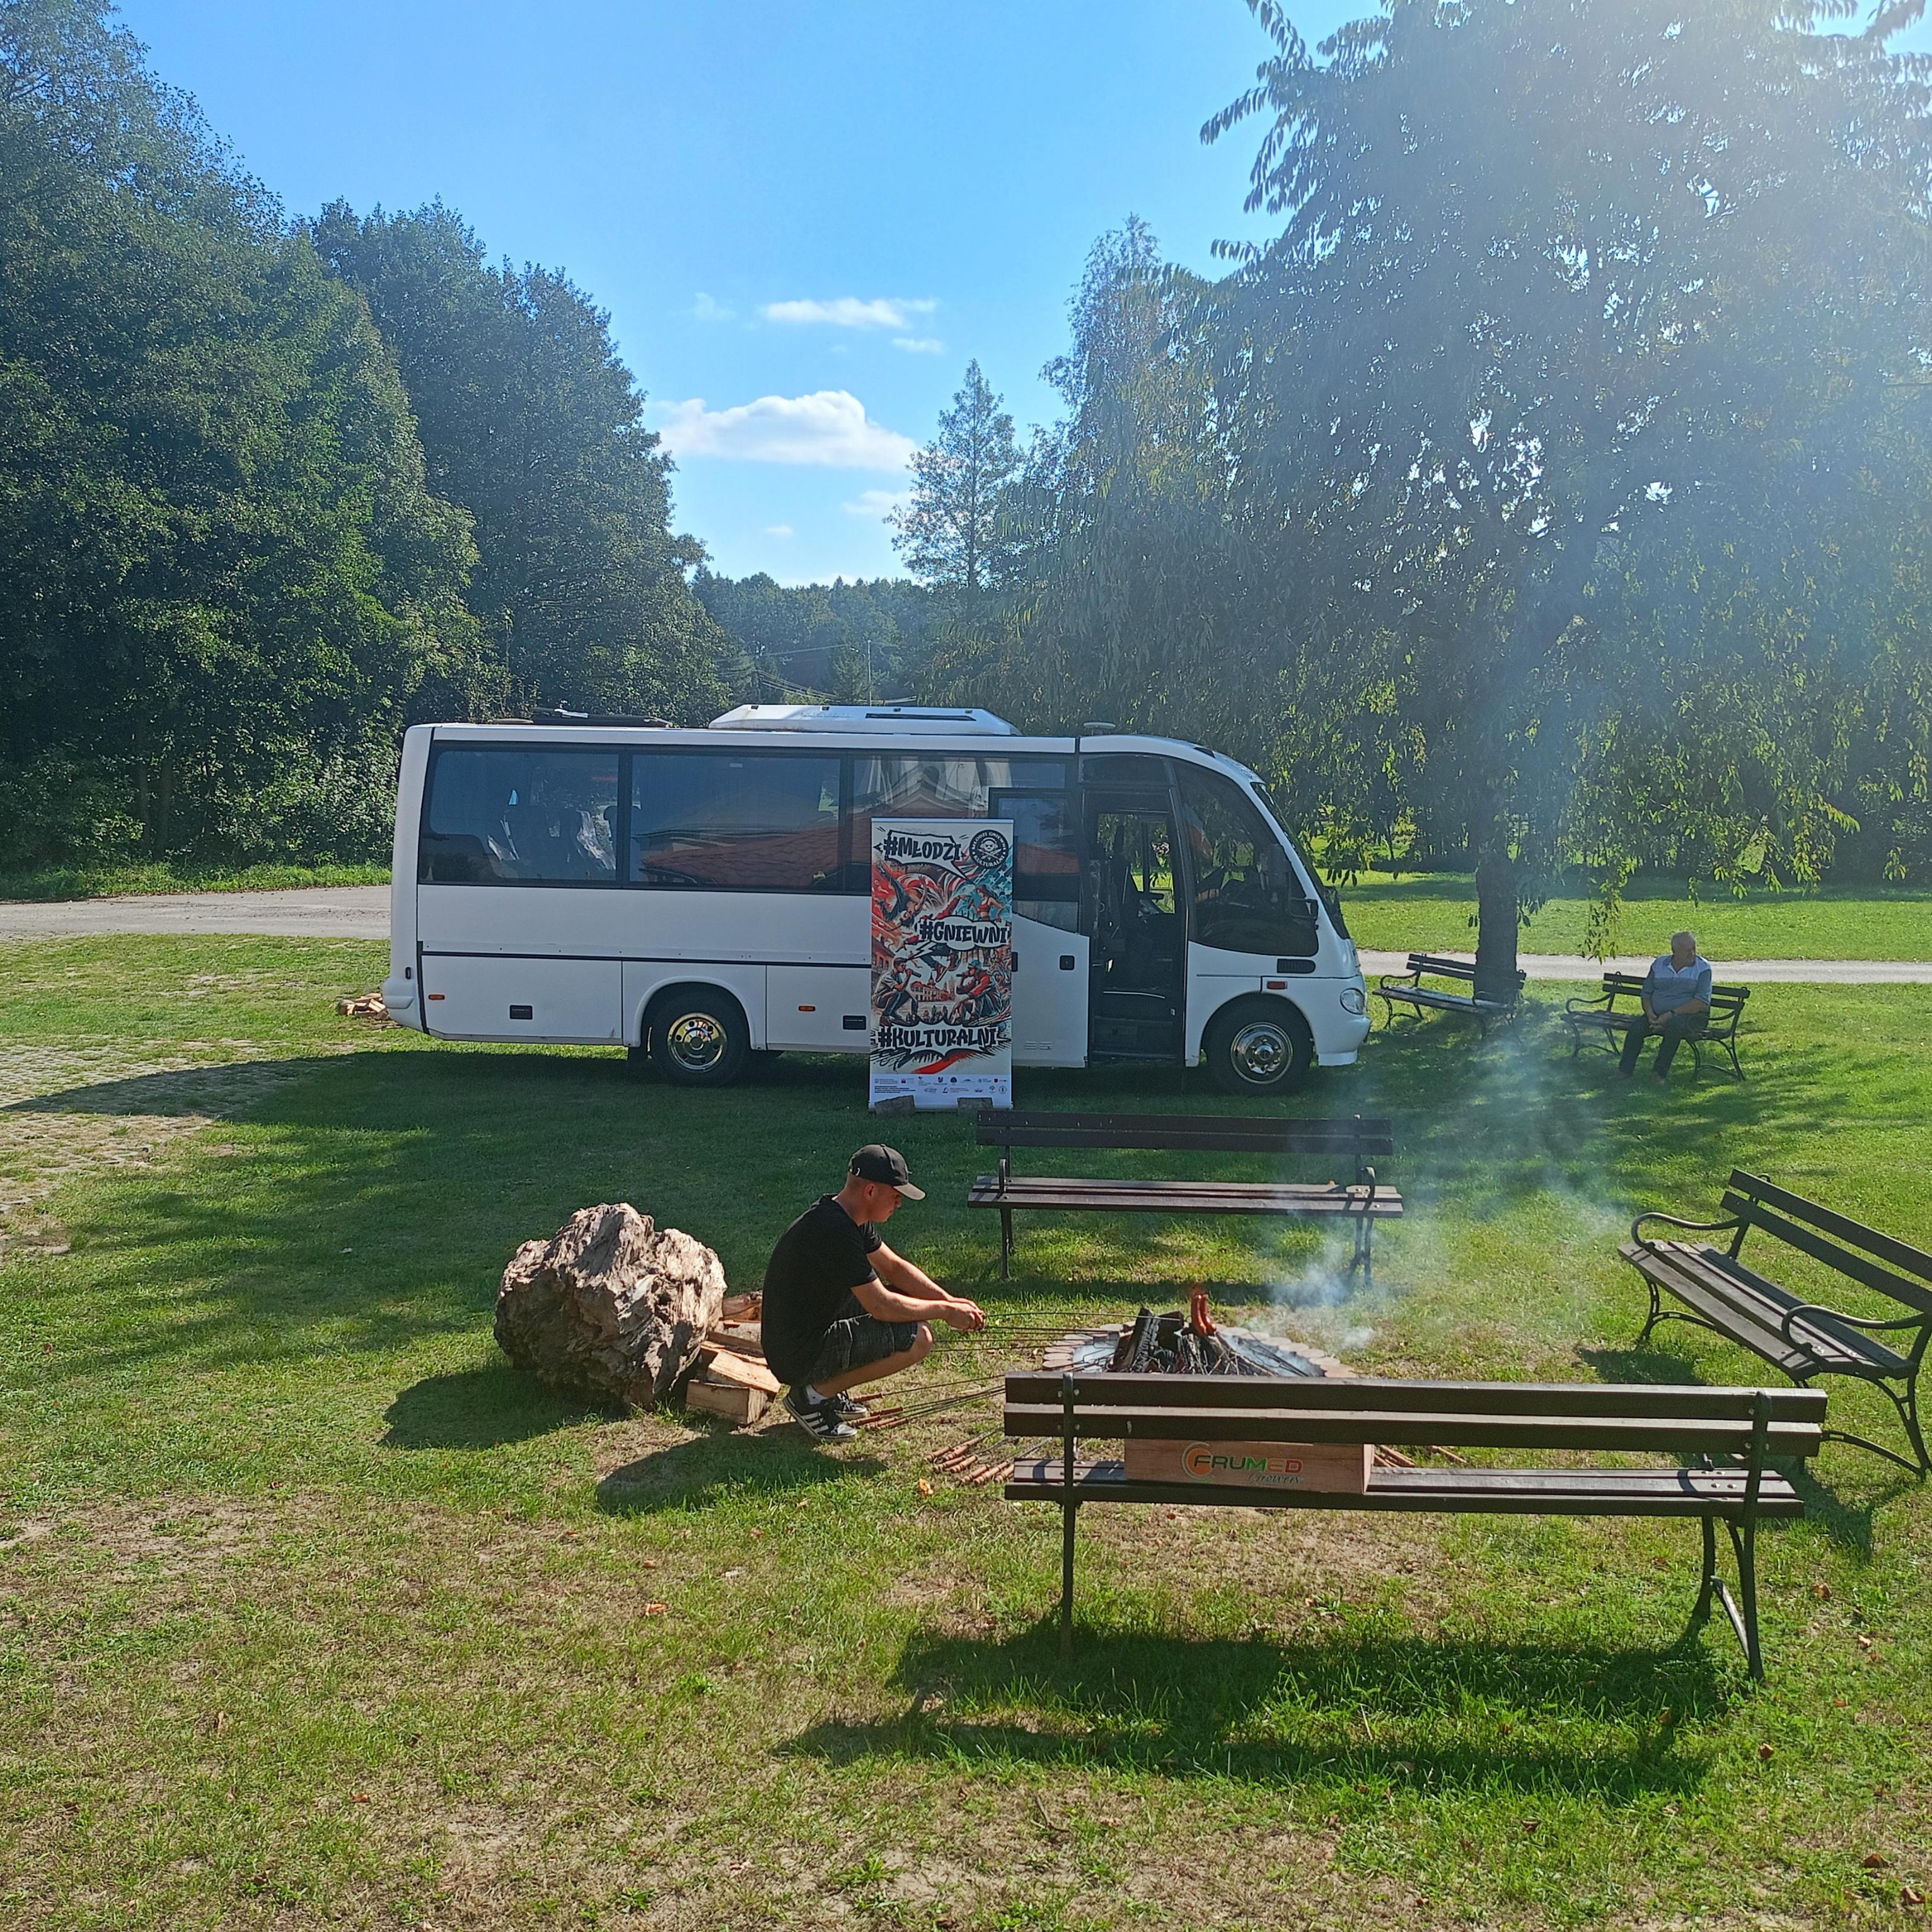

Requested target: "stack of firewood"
[{"left": 683, "top": 1293, "right": 780, "bottom": 1425}]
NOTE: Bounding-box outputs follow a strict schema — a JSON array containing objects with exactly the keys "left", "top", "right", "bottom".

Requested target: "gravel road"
[{"left": 2, "top": 886, "right": 1927, "bottom": 981}]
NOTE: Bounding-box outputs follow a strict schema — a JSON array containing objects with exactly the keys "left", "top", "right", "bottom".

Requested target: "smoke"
[{"left": 1256, "top": 1004, "right": 1640, "bottom": 1364}]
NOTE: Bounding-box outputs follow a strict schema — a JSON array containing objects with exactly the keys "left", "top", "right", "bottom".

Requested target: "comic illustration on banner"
[{"left": 869, "top": 818, "right": 1013, "bottom": 1109}]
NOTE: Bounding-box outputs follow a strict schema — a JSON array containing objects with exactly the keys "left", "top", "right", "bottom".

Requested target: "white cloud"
[
  {"left": 763, "top": 523, "right": 796, "bottom": 538},
  {"left": 843, "top": 488, "right": 911, "bottom": 519},
  {"left": 762, "top": 296, "right": 937, "bottom": 331},
  {"left": 691, "top": 291, "right": 734, "bottom": 322},
  {"left": 892, "top": 336, "right": 945, "bottom": 355},
  {"left": 650, "top": 391, "right": 917, "bottom": 470}
]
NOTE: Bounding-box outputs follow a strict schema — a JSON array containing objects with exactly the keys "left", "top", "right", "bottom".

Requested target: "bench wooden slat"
[
  {"left": 1004, "top": 1459, "right": 1806, "bottom": 1519},
  {"left": 1628, "top": 1240, "right": 1913, "bottom": 1375},
  {"left": 985, "top": 1110, "right": 1396, "bottom": 1138},
  {"left": 1381, "top": 987, "right": 1512, "bottom": 1014},
  {"left": 1623, "top": 1172, "right": 1931, "bottom": 1473},
  {"left": 1725, "top": 1169, "right": 1932, "bottom": 1281},
  {"left": 973, "top": 1176, "right": 1392, "bottom": 1200},
  {"left": 1624, "top": 1243, "right": 1837, "bottom": 1373},
  {"left": 1005, "top": 1372, "right": 1807, "bottom": 1678},
  {"left": 1003, "top": 1370, "right": 1826, "bottom": 1421},
  {"left": 970, "top": 1108, "right": 1400, "bottom": 1282},
  {"left": 1002, "top": 1401, "right": 1823, "bottom": 1456},
  {"left": 1721, "top": 1184, "right": 1932, "bottom": 1312},
  {"left": 969, "top": 1180, "right": 1402, "bottom": 1218}
]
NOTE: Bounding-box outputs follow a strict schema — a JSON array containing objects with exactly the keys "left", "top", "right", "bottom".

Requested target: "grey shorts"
[{"left": 805, "top": 1292, "right": 920, "bottom": 1384}]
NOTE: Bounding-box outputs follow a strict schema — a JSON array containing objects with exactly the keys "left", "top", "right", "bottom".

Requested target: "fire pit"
[
  {"left": 1041, "top": 1296, "right": 1348, "bottom": 1381},
  {"left": 1036, "top": 1298, "right": 1368, "bottom": 1493}
]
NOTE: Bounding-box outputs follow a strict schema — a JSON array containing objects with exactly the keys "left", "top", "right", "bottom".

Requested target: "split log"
[{"left": 495, "top": 1203, "right": 726, "bottom": 1409}]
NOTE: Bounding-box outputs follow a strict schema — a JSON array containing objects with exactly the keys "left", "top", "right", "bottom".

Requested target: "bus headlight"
[{"left": 1339, "top": 986, "right": 1367, "bottom": 1015}]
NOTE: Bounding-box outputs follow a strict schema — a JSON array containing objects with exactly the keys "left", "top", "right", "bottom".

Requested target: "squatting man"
[{"left": 761, "top": 1145, "right": 986, "bottom": 1443}]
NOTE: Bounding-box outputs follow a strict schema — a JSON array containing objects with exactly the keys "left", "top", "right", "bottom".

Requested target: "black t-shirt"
[{"left": 760, "top": 1195, "right": 883, "bottom": 1385}]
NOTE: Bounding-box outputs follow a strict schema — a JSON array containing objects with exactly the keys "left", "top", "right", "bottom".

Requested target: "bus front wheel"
[
  {"left": 1203, "top": 998, "right": 1311, "bottom": 1096},
  {"left": 648, "top": 991, "right": 749, "bottom": 1087}
]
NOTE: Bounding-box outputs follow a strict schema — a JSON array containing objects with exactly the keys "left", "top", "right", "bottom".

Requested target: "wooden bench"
[
  {"left": 1375, "top": 953, "right": 1525, "bottom": 1037},
  {"left": 1623, "top": 1171, "right": 1932, "bottom": 1474},
  {"left": 1565, "top": 971, "right": 1750, "bottom": 1080},
  {"left": 1004, "top": 1370, "right": 1824, "bottom": 1679},
  {"left": 969, "top": 1111, "right": 1400, "bottom": 1283}
]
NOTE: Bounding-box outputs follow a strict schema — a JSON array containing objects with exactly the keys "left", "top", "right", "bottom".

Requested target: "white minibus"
[{"left": 380, "top": 705, "right": 1371, "bottom": 1093}]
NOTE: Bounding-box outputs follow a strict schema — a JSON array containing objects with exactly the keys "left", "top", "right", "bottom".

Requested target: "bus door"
[
  {"left": 1082, "top": 787, "right": 1186, "bottom": 1061},
  {"left": 992, "top": 788, "right": 1087, "bottom": 1066}
]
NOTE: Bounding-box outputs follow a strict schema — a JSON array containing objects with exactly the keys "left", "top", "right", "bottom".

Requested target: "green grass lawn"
[
  {"left": 3, "top": 937, "right": 1930, "bottom": 1929},
  {"left": 0, "top": 861, "right": 389, "bottom": 901},
  {"left": 1340, "top": 874, "right": 1932, "bottom": 961}
]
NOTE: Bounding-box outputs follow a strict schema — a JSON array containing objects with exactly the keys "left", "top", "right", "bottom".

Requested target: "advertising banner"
[{"left": 869, "top": 818, "right": 1014, "bottom": 1109}]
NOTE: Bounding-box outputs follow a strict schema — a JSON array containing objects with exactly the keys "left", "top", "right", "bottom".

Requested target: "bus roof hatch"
[{"left": 709, "top": 704, "right": 1018, "bottom": 737}]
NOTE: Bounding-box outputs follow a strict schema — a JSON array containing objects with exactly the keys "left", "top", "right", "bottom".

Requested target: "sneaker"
[
  {"left": 828, "top": 1392, "right": 871, "bottom": 1421},
  {"left": 784, "top": 1385, "right": 856, "bottom": 1443}
]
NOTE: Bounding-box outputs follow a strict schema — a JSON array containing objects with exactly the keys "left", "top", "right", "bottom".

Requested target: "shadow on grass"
[
  {"left": 596, "top": 1432, "right": 886, "bottom": 1513},
  {"left": 1576, "top": 1343, "right": 1708, "bottom": 1387},
  {"left": 19, "top": 993, "right": 1931, "bottom": 1403},
  {"left": 787, "top": 1621, "right": 1727, "bottom": 1795},
  {"left": 382, "top": 1363, "right": 606, "bottom": 1449}
]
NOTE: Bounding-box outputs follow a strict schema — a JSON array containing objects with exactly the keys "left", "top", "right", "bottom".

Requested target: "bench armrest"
[
  {"left": 1779, "top": 1301, "right": 1931, "bottom": 1345},
  {"left": 1563, "top": 991, "right": 1616, "bottom": 1014},
  {"left": 1377, "top": 971, "right": 1423, "bottom": 990},
  {"left": 1629, "top": 1208, "right": 1741, "bottom": 1247}
]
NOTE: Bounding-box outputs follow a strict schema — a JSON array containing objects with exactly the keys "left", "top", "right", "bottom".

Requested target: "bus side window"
[
  {"left": 419, "top": 748, "right": 618, "bottom": 884},
  {"left": 993, "top": 790, "right": 1080, "bottom": 932},
  {"left": 631, "top": 751, "right": 841, "bottom": 891},
  {"left": 1174, "top": 764, "right": 1319, "bottom": 956}
]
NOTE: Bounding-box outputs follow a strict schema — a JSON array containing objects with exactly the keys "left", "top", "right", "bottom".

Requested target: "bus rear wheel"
[
  {"left": 1203, "top": 998, "right": 1311, "bottom": 1096},
  {"left": 647, "top": 991, "right": 749, "bottom": 1087}
]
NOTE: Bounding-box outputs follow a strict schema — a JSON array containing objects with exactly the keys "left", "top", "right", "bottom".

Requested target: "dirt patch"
[{"left": 0, "top": 1043, "right": 315, "bottom": 1258}]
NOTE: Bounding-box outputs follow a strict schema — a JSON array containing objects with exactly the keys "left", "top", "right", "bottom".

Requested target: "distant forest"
[
  {"left": 690, "top": 573, "right": 938, "bottom": 707},
  {"left": 6, "top": 0, "right": 1932, "bottom": 968}
]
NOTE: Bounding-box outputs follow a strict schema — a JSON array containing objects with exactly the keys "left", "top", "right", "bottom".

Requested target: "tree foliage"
[
  {"left": 0, "top": 0, "right": 483, "bottom": 864},
  {"left": 891, "top": 359, "right": 1027, "bottom": 606},
  {"left": 311, "top": 202, "right": 741, "bottom": 723},
  {"left": 691, "top": 570, "right": 935, "bottom": 703},
  {"left": 1, "top": 2, "right": 744, "bottom": 869},
  {"left": 918, "top": 0, "right": 1932, "bottom": 980},
  {"left": 1196, "top": 0, "right": 1932, "bottom": 980}
]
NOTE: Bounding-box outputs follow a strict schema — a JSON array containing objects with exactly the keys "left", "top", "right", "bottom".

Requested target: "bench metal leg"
[
  {"left": 999, "top": 1206, "right": 1014, "bottom": 1281},
  {"left": 1348, "top": 1214, "right": 1374, "bottom": 1288},
  {"left": 1685, "top": 1517, "right": 1764, "bottom": 1682},
  {"left": 1634, "top": 1276, "right": 1665, "bottom": 1349},
  {"left": 1691, "top": 1513, "right": 1718, "bottom": 1628},
  {"left": 1817, "top": 1372, "right": 1931, "bottom": 1478},
  {"left": 1060, "top": 1497, "right": 1079, "bottom": 1659},
  {"left": 1723, "top": 1520, "right": 1763, "bottom": 1682}
]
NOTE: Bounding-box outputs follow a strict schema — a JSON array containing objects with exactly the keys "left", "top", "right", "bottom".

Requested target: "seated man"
[
  {"left": 1617, "top": 930, "right": 1713, "bottom": 1082},
  {"left": 761, "top": 1144, "right": 987, "bottom": 1444}
]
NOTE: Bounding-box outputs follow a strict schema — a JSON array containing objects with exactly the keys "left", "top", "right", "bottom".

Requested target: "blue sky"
[
  {"left": 117, "top": 0, "right": 1363, "bottom": 584},
  {"left": 118, "top": 1, "right": 1926, "bottom": 588}
]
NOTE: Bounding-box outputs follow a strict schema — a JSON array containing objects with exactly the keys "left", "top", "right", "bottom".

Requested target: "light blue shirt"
[{"left": 1647, "top": 954, "right": 1713, "bottom": 1016}]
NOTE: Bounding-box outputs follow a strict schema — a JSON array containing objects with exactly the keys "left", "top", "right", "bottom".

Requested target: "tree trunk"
[{"left": 1471, "top": 816, "right": 1520, "bottom": 1005}]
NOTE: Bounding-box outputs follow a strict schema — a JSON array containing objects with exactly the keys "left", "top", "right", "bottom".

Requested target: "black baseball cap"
[{"left": 849, "top": 1143, "right": 925, "bottom": 1200}]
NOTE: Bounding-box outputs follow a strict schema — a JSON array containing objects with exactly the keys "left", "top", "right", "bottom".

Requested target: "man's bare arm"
[
  {"left": 859, "top": 1245, "right": 986, "bottom": 1331},
  {"left": 850, "top": 1273, "right": 943, "bottom": 1322}
]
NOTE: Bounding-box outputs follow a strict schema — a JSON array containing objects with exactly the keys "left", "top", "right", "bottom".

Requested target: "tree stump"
[{"left": 495, "top": 1203, "right": 726, "bottom": 1409}]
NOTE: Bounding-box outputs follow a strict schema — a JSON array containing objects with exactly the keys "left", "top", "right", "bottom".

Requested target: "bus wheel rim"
[
  {"left": 665, "top": 1012, "right": 726, "bottom": 1071},
  {"left": 1230, "top": 1019, "right": 1290, "bottom": 1082}
]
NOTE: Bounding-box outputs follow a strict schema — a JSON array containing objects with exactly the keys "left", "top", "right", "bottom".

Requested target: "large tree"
[
  {"left": 312, "top": 201, "right": 744, "bottom": 723},
  {"left": 0, "top": 0, "right": 482, "bottom": 865},
  {"left": 891, "top": 359, "right": 1026, "bottom": 608},
  {"left": 1206, "top": 0, "right": 1932, "bottom": 988}
]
